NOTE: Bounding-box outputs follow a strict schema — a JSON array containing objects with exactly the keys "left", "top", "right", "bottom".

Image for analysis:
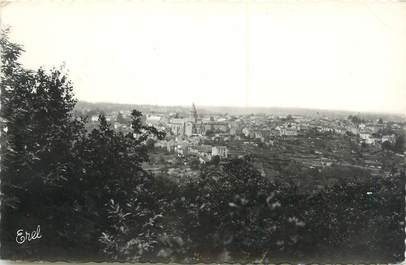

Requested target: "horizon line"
[{"left": 76, "top": 99, "right": 406, "bottom": 117}]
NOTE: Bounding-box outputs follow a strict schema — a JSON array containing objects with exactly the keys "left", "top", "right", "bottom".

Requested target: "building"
[
  {"left": 359, "top": 132, "right": 372, "bottom": 141},
  {"left": 146, "top": 115, "right": 162, "bottom": 126},
  {"left": 185, "top": 121, "right": 194, "bottom": 136},
  {"left": 317, "top": 126, "right": 334, "bottom": 133},
  {"left": 203, "top": 121, "right": 229, "bottom": 134},
  {"left": 90, "top": 115, "right": 99, "bottom": 122},
  {"left": 279, "top": 127, "right": 298, "bottom": 136},
  {"left": 382, "top": 134, "right": 396, "bottom": 144},
  {"left": 242, "top": 127, "right": 251, "bottom": 138},
  {"left": 212, "top": 146, "right": 228, "bottom": 158},
  {"left": 189, "top": 144, "right": 212, "bottom": 160},
  {"left": 345, "top": 126, "right": 359, "bottom": 135},
  {"left": 334, "top": 128, "right": 346, "bottom": 135},
  {"left": 229, "top": 121, "right": 242, "bottom": 135},
  {"left": 167, "top": 104, "right": 232, "bottom": 137},
  {"left": 360, "top": 132, "right": 380, "bottom": 145},
  {"left": 168, "top": 118, "right": 187, "bottom": 135},
  {"left": 365, "top": 137, "right": 380, "bottom": 145}
]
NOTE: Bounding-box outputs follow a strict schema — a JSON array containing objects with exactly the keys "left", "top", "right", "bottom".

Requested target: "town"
[
  {"left": 3, "top": 1, "right": 406, "bottom": 261},
  {"left": 77, "top": 102, "right": 406, "bottom": 191}
]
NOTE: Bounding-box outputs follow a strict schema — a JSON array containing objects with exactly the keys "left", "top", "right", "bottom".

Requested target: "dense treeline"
[{"left": 1, "top": 31, "right": 404, "bottom": 263}]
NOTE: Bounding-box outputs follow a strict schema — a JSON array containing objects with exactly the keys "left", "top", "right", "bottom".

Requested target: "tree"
[
  {"left": 393, "top": 134, "right": 405, "bottom": 154},
  {"left": 209, "top": 155, "right": 220, "bottom": 166},
  {"left": 382, "top": 140, "right": 392, "bottom": 151},
  {"left": 167, "top": 157, "right": 305, "bottom": 262},
  {"left": 1, "top": 29, "right": 86, "bottom": 258},
  {"left": 286, "top": 114, "right": 293, "bottom": 121},
  {"left": 381, "top": 133, "right": 405, "bottom": 154},
  {"left": 348, "top": 115, "right": 364, "bottom": 125},
  {"left": 205, "top": 129, "right": 214, "bottom": 137},
  {"left": 73, "top": 114, "right": 166, "bottom": 261},
  {"left": 0, "top": 30, "right": 167, "bottom": 260},
  {"left": 189, "top": 157, "right": 200, "bottom": 170}
]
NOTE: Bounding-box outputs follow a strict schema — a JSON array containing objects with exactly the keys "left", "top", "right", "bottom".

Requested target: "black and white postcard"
[{"left": 0, "top": 0, "right": 405, "bottom": 263}]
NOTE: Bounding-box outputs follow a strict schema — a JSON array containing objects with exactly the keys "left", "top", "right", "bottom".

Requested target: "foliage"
[
  {"left": 72, "top": 113, "right": 165, "bottom": 261},
  {"left": 382, "top": 132, "right": 405, "bottom": 154},
  {"left": 1, "top": 29, "right": 87, "bottom": 258},
  {"left": 348, "top": 115, "right": 365, "bottom": 125},
  {"left": 0, "top": 31, "right": 166, "bottom": 260}
]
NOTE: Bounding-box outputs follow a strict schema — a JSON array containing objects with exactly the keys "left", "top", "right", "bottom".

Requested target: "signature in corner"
[{"left": 16, "top": 225, "right": 42, "bottom": 245}]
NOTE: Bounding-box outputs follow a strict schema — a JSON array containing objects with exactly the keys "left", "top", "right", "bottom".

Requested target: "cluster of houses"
[
  {"left": 155, "top": 137, "right": 229, "bottom": 163},
  {"left": 86, "top": 106, "right": 404, "bottom": 164},
  {"left": 312, "top": 121, "right": 398, "bottom": 146},
  {"left": 359, "top": 132, "right": 396, "bottom": 145},
  {"left": 166, "top": 118, "right": 230, "bottom": 137}
]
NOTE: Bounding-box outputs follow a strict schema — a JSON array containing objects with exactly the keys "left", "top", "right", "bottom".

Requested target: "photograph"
[{"left": 0, "top": 0, "right": 405, "bottom": 263}]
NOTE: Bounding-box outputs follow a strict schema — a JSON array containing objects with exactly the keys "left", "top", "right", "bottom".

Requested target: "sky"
[{"left": 1, "top": 0, "right": 406, "bottom": 114}]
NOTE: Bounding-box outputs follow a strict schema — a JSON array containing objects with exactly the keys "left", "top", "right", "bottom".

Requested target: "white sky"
[{"left": 1, "top": 0, "right": 406, "bottom": 114}]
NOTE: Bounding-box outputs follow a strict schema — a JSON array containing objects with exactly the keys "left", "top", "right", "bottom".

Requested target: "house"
[
  {"left": 317, "top": 126, "right": 333, "bottom": 133},
  {"left": 199, "top": 156, "right": 211, "bottom": 164},
  {"left": 175, "top": 143, "right": 189, "bottom": 156},
  {"left": 253, "top": 129, "right": 270, "bottom": 139},
  {"left": 345, "top": 126, "right": 359, "bottom": 135},
  {"left": 90, "top": 115, "right": 99, "bottom": 122},
  {"left": 146, "top": 115, "right": 161, "bottom": 126},
  {"left": 228, "top": 149, "right": 245, "bottom": 158},
  {"left": 360, "top": 132, "right": 380, "bottom": 145},
  {"left": 280, "top": 127, "right": 298, "bottom": 136},
  {"left": 189, "top": 145, "right": 212, "bottom": 160},
  {"left": 382, "top": 134, "right": 396, "bottom": 144},
  {"left": 242, "top": 127, "right": 251, "bottom": 138},
  {"left": 365, "top": 137, "right": 380, "bottom": 145},
  {"left": 212, "top": 146, "right": 228, "bottom": 158},
  {"left": 334, "top": 127, "right": 346, "bottom": 135},
  {"left": 359, "top": 132, "right": 372, "bottom": 141}
]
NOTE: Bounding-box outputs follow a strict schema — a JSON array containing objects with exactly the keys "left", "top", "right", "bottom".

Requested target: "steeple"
[{"left": 192, "top": 102, "right": 198, "bottom": 124}]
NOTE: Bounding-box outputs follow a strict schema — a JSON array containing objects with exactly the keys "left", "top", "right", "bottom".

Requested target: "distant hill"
[{"left": 75, "top": 101, "right": 406, "bottom": 122}]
